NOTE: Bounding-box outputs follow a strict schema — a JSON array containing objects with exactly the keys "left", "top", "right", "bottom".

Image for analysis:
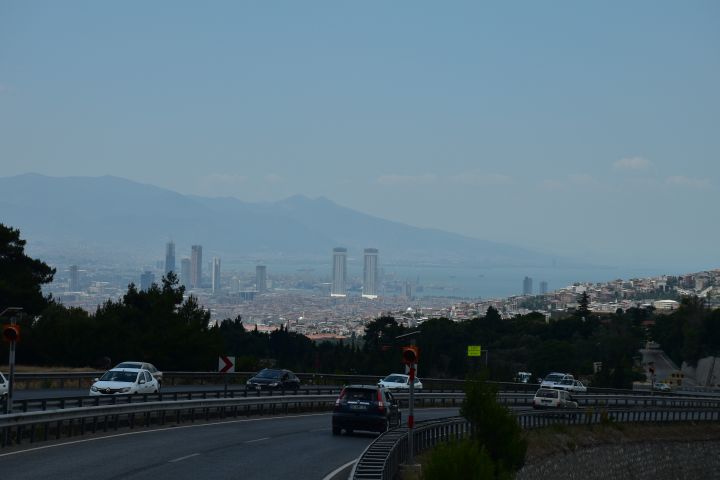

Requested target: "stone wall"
[{"left": 516, "top": 440, "right": 720, "bottom": 480}]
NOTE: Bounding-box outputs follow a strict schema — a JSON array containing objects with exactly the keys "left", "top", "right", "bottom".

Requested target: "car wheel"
[{"left": 332, "top": 426, "right": 341, "bottom": 435}]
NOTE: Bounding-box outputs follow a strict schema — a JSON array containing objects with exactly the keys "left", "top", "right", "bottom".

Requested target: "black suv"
[
  {"left": 246, "top": 368, "right": 301, "bottom": 390},
  {"left": 332, "top": 385, "right": 401, "bottom": 435}
]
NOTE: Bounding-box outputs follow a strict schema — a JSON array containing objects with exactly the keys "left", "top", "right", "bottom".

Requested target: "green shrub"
[
  {"left": 422, "top": 440, "right": 495, "bottom": 480},
  {"left": 461, "top": 373, "right": 527, "bottom": 476}
]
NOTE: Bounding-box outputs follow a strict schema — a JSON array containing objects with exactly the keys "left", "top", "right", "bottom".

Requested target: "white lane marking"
[
  {"left": 168, "top": 453, "right": 200, "bottom": 463},
  {"left": 321, "top": 458, "right": 358, "bottom": 480},
  {"left": 244, "top": 437, "right": 270, "bottom": 444},
  {"left": 0, "top": 412, "right": 330, "bottom": 458}
]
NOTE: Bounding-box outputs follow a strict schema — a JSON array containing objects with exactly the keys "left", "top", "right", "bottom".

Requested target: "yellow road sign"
[{"left": 467, "top": 345, "right": 482, "bottom": 357}]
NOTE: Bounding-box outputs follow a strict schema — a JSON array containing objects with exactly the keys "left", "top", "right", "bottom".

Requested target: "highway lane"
[{"left": 0, "top": 407, "right": 461, "bottom": 480}]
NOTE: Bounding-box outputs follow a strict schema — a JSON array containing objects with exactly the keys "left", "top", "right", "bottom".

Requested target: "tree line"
[{"left": 2, "top": 223, "right": 718, "bottom": 385}]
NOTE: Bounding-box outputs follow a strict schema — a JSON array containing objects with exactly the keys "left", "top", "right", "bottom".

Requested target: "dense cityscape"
[{"left": 46, "top": 240, "right": 720, "bottom": 343}]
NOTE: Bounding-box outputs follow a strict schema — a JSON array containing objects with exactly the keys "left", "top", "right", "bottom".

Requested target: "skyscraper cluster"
[{"left": 331, "top": 247, "right": 380, "bottom": 299}]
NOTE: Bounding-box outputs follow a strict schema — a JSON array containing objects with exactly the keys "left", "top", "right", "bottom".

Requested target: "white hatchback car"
[
  {"left": 90, "top": 368, "right": 159, "bottom": 396},
  {"left": 378, "top": 374, "right": 423, "bottom": 390},
  {"left": 532, "top": 388, "right": 579, "bottom": 409},
  {"left": 0, "top": 372, "right": 8, "bottom": 401}
]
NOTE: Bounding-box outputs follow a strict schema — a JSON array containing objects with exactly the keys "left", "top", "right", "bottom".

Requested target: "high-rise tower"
[
  {"left": 165, "top": 241, "right": 176, "bottom": 274},
  {"left": 523, "top": 276, "right": 533, "bottom": 295},
  {"left": 212, "top": 257, "right": 221, "bottom": 294},
  {"left": 256, "top": 265, "right": 267, "bottom": 293},
  {"left": 180, "top": 258, "right": 191, "bottom": 287},
  {"left": 331, "top": 247, "right": 347, "bottom": 297},
  {"left": 190, "top": 245, "right": 202, "bottom": 288},
  {"left": 140, "top": 271, "right": 155, "bottom": 291},
  {"left": 362, "top": 248, "right": 379, "bottom": 299},
  {"left": 69, "top": 265, "right": 80, "bottom": 292}
]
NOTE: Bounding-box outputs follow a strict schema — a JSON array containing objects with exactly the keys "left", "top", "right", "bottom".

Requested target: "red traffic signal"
[
  {"left": 402, "top": 346, "right": 419, "bottom": 365},
  {"left": 2, "top": 324, "right": 20, "bottom": 343}
]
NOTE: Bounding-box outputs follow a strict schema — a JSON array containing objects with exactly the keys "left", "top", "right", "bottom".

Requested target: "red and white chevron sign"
[{"left": 218, "top": 355, "right": 235, "bottom": 373}]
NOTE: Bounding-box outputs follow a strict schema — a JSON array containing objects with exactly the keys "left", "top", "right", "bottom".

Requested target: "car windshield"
[
  {"left": 559, "top": 379, "right": 574, "bottom": 385},
  {"left": 544, "top": 374, "right": 564, "bottom": 382},
  {"left": 383, "top": 375, "right": 407, "bottom": 383},
  {"left": 536, "top": 389, "right": 558, "bottom": 398},
  {"left": 115, "top": 362, "right": 142, "bottom": 369},
  {"left": 100, "top": 371, "right": 138, "bottom": 383},
  {"left": 256, "top": 369, "right": 282, "bottom": 379},
  {"left": 344, "top": 389, "right": 375, "bottom": 402}
]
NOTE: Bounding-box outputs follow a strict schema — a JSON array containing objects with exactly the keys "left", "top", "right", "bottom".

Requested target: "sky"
[{"left": 1, "top": 1, "right": 718, "bottom": 270}]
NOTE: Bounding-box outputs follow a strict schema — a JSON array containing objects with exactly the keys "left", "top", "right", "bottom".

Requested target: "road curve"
[{"left": 0, "top": 407, "right": 460, "bottom": 480}]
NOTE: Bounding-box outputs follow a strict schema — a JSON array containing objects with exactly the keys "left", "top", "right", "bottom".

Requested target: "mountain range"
[{"left": 0, "top": 173, "right": 557, "bottom": 267}]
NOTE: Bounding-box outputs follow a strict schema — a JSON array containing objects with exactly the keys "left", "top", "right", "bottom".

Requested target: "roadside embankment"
[{"left": 517, "top": 423, "right": 720, "bottom": 480}]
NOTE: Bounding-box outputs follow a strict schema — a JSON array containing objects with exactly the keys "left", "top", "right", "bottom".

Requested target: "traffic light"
[
  {"left": 2, "top": 324, "right": 20, "bottom": 343},
  {"left": 402, "top": 346, "right": 419, "bottom": 365}
]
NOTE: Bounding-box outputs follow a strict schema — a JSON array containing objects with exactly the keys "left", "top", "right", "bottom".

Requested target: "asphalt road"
[{"left": 0, "top": 407, "right": 461, "bottom": 480}]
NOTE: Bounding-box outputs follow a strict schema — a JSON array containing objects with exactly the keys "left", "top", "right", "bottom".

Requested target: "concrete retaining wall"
[{"left": 516, "top": 440, "right": 720, "bottom": 480}]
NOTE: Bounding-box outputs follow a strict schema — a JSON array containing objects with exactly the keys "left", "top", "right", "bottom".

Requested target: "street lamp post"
[{"left": 2, "top": 307, "right": 23, "bottom": 414}]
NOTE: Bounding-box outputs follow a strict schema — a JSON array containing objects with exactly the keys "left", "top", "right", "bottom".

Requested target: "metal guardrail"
[
  {"left": 0, "top": 394, "right": 338, "bottom": 449},
  {"left": 5, "top": 385, "right": 720, "bottom": 414},
  {"left": 5, "top": 386, "right": 346, "bottom": 413},
  {"left": 351, "top": 407, "right": 720, "bottom": 480},
  {"left": 12, "top": 370, "right": 716, "bottom": 398}
]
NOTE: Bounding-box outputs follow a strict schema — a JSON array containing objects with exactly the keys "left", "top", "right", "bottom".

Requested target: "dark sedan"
[
  {"left": 332, "top": 385, "right": 401, "bottom": 435},
  {"left": 246, "top": 368, "right": 301, "bottom": 390}
]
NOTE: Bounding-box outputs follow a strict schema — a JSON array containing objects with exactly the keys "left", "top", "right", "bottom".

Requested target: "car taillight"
[
  {"left": 376, "top": 389, "right": 385, "bottom": 413},
  {"left": 335, "top": 388, "right": 346, "bottom": 407}
]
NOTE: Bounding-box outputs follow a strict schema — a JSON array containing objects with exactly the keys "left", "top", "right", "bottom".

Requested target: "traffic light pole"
[
  {"left": 6, "top": 333, "right": 16, "bottom": 414},
  {"left": 408, "top": 361, "right": 415, "bottom": 465},
  {"left": 2, "top": 307, "right": 23, "bottom": 415},
  {"left": 396, "top": 330, "right": 420, "bottom": 466}
]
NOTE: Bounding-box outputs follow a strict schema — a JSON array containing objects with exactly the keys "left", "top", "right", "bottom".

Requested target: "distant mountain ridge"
[{"left": 0, "top": 173, "right": 556, "bottom": 266}]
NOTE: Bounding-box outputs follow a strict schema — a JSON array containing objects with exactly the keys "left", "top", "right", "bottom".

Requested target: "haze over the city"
[{"left": 1, "top": 1, "right": 718, "bottom": 271}]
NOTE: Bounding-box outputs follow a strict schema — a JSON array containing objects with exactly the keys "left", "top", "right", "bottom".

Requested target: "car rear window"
[
  {"left": 544, "top": 374, "right": 563, "bottom": 382},
  {"left": 536, "top": 389, "right": 558, "bottom": 398},
  {"left": 344, "top": 389, "right": 375, "bottom": 402},
  {"left": 384, "top": 375, "right": 407, "bottom": 383}
]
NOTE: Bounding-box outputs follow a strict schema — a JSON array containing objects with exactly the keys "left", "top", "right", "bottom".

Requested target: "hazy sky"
[{"left": 1, "top": 1, "right": 718, "bottom": 269}]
